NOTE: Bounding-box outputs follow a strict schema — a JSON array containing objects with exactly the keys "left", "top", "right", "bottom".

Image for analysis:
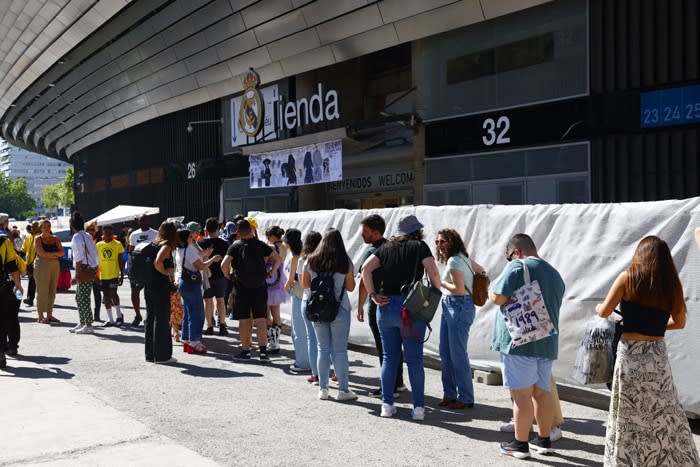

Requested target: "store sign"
[
  {"left": 230, "top": 72, "right": 340, "bottom": 148},
  {"left": 326, "top": 170, "right": 414, "bottom": 193},
  {"left": 249, "top": 140, "right": 342, "bottom": 189}
]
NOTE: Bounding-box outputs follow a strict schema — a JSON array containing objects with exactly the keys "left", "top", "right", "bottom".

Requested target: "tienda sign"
[{"left": 280, "top": 83, "right": 340, "bottom": 130}]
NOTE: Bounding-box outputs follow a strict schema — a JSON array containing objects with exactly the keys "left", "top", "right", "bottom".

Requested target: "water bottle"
[{"left": 15, "top": 289, "right": 23, "bottom": 301}]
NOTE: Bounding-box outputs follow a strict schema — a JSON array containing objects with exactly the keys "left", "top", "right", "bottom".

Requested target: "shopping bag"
[
  {"left": 572, "top": 316, "right": 615, "bottom": 384},
  {"left": 501, "top": 260, "right": 557, "bottom": 347}
]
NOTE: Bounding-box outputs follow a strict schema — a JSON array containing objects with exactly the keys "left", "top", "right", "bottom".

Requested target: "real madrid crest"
[{"left": 238, "top": 69, "right": 264, "bottom": 138}]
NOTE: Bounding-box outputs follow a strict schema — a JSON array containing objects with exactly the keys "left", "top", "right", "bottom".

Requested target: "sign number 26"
[{"left": 482, "top": 116, "right": 511, "bottom": 146}]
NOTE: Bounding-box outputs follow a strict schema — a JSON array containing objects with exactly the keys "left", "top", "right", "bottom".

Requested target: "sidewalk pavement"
[{"left": 2, "top": 282, "right": 699, "bottom": 466}]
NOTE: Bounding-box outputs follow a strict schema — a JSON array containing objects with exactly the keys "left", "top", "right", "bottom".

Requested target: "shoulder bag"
[
  {"left": 77, "top": 232, "right": 97, "bottom": 283},
  {"left": 459, "top": 255, "right": 490, "bottom": 306},
  {"left": 401, "top": 249, "right": 441, "bottom": 324},
  {"left": 181, "top": 247, "right": 202, "bottom": 285},
  {"left": 501, "top": 259, "right": 557, "bottom": 347}
]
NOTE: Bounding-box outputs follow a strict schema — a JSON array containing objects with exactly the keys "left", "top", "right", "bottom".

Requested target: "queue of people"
[{"left": 1, "top": 208, "right": 698, "bottom": 465}]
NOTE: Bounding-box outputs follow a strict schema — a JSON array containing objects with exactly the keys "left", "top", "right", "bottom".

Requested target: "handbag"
[
  {"left": 287, "top": 281, "right": 304, "bottom": 299},
  {"left": 572, "top": 316, "right": 615, "bottom": 384},
  {"left": 401, "top": 253, "right": 441, "bottom": 324},
  {"left": 77, "top": 232, "right": 96, "bottom": 283},
  {"left": 500, "top": 259, "right": 557, "bottom": 348},
  {"left": 181, "top": 248, "right": 202, "bottom": 285},
  {"left": 459, "top": 255, "right": 490, "bottom": 306}
]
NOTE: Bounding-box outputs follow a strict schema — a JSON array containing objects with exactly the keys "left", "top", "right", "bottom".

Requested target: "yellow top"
[
  {"left": 96, "top": 240, "right": 124, "bottom": 280},
  {"left": 0, "top": 236, "right": 20, "bottom": 275},
  {"left": 22, "top": 234, "right": 36, "bottom": 264}
]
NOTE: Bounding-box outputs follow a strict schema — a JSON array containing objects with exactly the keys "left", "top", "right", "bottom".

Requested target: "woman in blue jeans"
[
  {"left": 361, "top": 215, "right": 441, "bottom": 421},
  {"left": 175, "top": 228, "right": 221, "bottom": 355},
  {"left": 282, "top": 228, "right": 310, "bottom": 373},
  {"left": 299, "top": 231, "right": 322, "bottom": 383},
  {"left": 435, "top": 228, "right": 486, "bottom": 409},
  {"left": 302, "top": 229, "right": 356, "bottom": 401}
]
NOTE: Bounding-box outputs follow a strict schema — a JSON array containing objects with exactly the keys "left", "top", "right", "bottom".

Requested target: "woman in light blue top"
[
  {"left": 435, "top": 228, "right": 485, "bottom": 409},
  {"left": 302, "top": 229, "right": 356, "bottom": 401}
]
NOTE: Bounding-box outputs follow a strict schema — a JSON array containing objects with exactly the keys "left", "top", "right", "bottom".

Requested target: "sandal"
[
  {"left": 48, "top": 316, "right": 61, "bottom": 323},
  {"left": 37, "top": 318, "right": 49, "bottom": 324}
]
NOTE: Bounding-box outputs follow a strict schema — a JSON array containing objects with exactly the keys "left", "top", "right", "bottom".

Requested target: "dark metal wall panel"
[
  {"left": 74, "top": 100, "right": 222, "bottom": 222},
  {"left": 590, "top": 129, "right": 700, "bottom": 202},
  {"left": 591, "top": 0, "right": 700, "bottom": 92}
]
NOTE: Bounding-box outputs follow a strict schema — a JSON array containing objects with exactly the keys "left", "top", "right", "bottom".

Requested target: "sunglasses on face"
[{"left": 506, "top": 249, "right": 516, "bottom": 261}]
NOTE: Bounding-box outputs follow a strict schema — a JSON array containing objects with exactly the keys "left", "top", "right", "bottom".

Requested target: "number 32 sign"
[{"left": 482, "top": 116, "right": 511, "bottom": 146}]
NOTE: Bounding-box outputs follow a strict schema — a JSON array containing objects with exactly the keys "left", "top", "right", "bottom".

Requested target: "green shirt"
[
  {"left": 359, "top": 238, "right": 387, "bottom": 311},
  {"left": 490, "top": 257, "right": 565, "bottom": 360}
]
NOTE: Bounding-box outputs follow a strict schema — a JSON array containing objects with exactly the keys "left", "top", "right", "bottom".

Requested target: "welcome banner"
[{"left": 249, "top": 139, "right": 343, "bottom": 189}]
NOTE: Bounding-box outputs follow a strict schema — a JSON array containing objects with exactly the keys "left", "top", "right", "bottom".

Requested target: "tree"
[
  {"left": 41, "top": 167, "right": 75, "bottom": 209},
  {"left": 0, "top": 173, "right": 36, "bottom": 217}
]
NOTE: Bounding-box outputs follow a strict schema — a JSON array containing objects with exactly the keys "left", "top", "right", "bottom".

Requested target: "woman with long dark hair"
[
  {"left": 302, "top": 229, "right": 356, "bottom": 401},
  {"left": 434, "top": 228, "right": 485, "bottom": 409},
  {"left": 69, "top": 212, "right": 99, "bottom": 334},
  {"left": 282, "top": 228, "right": 309, "bottom": 373},
  {"left": 264, "top": 225, "right": 288, "bottom": 354},
  {"left": 33, "top": 219, "right": 64, "bottom": 324},
  {"left": 362, "top": 215, "right": 441, "bottom": 421},
  {"left": 596, "top": 235, "right": 699, "bottom": 466},
  {"left": 300, "top": 231, "right": 323, "bottom": 384},
  {"left": 145, "top": 221, "right": 178, "bottom": 364}
]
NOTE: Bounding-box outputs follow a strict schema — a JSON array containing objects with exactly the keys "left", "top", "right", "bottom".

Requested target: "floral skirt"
[
  {"left": 604, "top": 339, "right": 700, "bottom": 466},
  {"left": 169, "top": 291, "right": 183, "bottom": 328}
]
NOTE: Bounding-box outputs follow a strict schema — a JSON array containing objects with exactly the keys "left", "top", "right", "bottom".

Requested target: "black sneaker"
[
  {"left": 259, "top": 351, "right": 269, "bottom": 362},
  {"left": 23, "top": 298, "right": 33, "bottom": 307},
  {"left": 204, "top": 327, "right": 214, "bottom": 336},
  {"left": 500, "top": 440, "right": 530, "bottom": 459},
  {"left": 7, "top": 347, "right": 18, "bottom": 356},
  {"left": 232, "top": 349, "right": 251, "bottom": 361},
  {"left": 218, "top": 324, "right": 229, "bottom": 336},
  {"left": 528, "top": 435, "right": 553, "bottom": 454},
  {"left": 371, "top": 388, "right": 382, "bottom": 397},
  {"left": 116, "top": 317, "right": 124, "bottom": 327},
  {"left": 0, "top": 352, "right": 6, "bottom": 369},
  {"left": 131, "top": 316, "right": 142, "bottom": 327}
]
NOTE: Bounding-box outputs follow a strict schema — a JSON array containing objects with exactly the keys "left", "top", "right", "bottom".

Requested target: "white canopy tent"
[{"left": 88, "top": 205, "right": 159, "bottom": 226}]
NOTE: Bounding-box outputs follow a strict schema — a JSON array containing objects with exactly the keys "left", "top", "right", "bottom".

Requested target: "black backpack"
[
  {"left": 234, "top": 240, "right": 268, "bottom": 288},
  {"left": 306, "top": 272, "right": 342, "bottom": 322},
  {"left": 130, "top": 241, "right": 159, "bottom": 284}
]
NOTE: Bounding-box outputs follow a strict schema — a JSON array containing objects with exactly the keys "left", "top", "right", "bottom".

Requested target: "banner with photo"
[{"left": 249, "top": 139, "right": 343, "bottom": 189}]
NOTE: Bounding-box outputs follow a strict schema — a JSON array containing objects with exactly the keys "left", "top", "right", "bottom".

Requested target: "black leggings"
[{"left": 0, "top": 284, "right": 20, "bottom": 351}]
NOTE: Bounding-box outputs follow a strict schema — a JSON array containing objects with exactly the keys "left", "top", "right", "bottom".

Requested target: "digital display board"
[{"left": 640, "top": 84, "right": 700, "bottom": 128}]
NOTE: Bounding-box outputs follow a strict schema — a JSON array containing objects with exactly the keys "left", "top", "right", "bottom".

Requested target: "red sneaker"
[
  {"left": 191, "top": 342, "right": 207, "bottom": 354},
  {"left": 183, "top": 343, "right": 193, "bottom": 353},
  {"left": 307, "top": 375, "right": 319, "bottom": 384}
]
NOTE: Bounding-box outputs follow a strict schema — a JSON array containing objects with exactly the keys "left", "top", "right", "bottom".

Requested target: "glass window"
[
  {"left": 266, "top": 196, "right": 288, "bottom": 213},
  {"left": 418, "top": 0, "right": 587, "bottom": 120}
]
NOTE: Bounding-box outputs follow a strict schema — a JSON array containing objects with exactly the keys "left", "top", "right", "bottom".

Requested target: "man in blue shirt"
[{"left": 490, "top": 234, "right": 564, "bottom": 459}]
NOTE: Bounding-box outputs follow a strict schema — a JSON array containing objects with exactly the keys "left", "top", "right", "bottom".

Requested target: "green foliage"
[
  {"left": 0, "top": 173, "right": 36, "bottom": 217},
  {"left": 41, "top": 167, "right": 74, "bottom": 208}
]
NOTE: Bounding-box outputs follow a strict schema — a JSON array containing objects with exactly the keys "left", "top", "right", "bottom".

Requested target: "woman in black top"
[
  {"left": 596, "top": 236, "right": 698, "bottom": 466},
  {"left": 33, "top": 219, "right": 64, "bottom": 324},
  {"left": 145, "top": 221, "right": 178, "bottom": 364},
  {"left": 361, "top": 215, "right": 441, "bottom": 421}
]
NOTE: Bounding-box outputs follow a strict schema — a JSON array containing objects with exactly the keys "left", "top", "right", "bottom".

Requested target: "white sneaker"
[
  {"left": 336, "top": 389, "right": 358, "bottom": 401},
  {"left": 318, "top": 388, "right": 329, "bottom": 400},
  {"left": 69, "top": 324, "right": 83, "bottom": 333},
  {"left": 549, "top": 426, "right": 563, "bottom": 443},
  {"left": 75, "top": 326, "right": 94, "bottom": 334},
  {"left": 380, "top": 403, "right": 397, "bottom": 418},
  {"left": 412, "top": 406, "right": 425, "bottom": 421}
]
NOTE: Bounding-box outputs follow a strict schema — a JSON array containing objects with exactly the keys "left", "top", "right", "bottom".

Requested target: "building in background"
[
  {"left": 0, "top": 140, "right": 70, "bottom": 211},
  {"left": 1, "top": 1, "right": 699, "bottom": 221}
]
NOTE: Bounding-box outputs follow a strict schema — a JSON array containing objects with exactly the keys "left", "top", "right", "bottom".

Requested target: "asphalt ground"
[{"left": 3, "top": 281, "right": 699, "bottom": 466}]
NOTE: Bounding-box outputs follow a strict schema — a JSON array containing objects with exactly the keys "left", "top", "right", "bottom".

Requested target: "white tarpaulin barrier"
[
  {"left": 252, "top": 198, "right": 700, "bottom": 415},
  {"left": 88, "top": 205, "right": 160, "bottom": 226}
]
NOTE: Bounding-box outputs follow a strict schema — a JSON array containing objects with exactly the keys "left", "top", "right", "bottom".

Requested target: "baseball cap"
[{"left": 186, "top": 221, "right": 202, "bottom": 233}]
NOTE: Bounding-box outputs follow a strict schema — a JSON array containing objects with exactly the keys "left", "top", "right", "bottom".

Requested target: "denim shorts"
[
  {"left": 100, "top": 278, "right": 120, "bottom": 292},
  {"left": 501, "top": 354, "right": 553, "bottom": 391}
]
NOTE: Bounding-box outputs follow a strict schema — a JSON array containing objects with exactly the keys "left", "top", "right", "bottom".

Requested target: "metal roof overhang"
[{"left": 0, "top": 0, "right": 551, "bottom": 162}]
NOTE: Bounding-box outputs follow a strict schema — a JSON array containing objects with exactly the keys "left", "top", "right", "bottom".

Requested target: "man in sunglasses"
[{"left": 489, "top": 233, "right": 565, "bottom": 460}]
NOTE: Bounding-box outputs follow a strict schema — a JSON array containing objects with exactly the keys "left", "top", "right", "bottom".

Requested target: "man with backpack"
[
  {"left": 221, "top": 219, "right": 282, "bottom": 362},
  {"left": 0, "top": 232, "right": 23, "bottom": 368},
  {"left": 128, "top": 215, "right": 158, "bottom": 327}
]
